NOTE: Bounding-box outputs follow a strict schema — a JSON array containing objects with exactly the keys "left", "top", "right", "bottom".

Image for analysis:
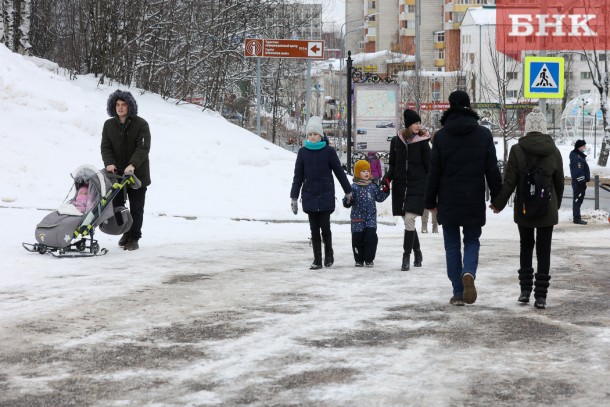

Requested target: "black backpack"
[{"left": 518, "top": 153, "right": 551, "bottom": 219}]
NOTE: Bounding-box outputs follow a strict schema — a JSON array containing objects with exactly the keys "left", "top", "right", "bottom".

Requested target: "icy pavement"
[{"left": 1, "top": 208, "right": 609, "bottom": 406}]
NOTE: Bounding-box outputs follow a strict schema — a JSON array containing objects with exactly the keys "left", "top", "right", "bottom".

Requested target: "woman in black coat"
[
  {"left": 291, "top": 116, "right": 352, "bottom": 269},
  {"left": 382, "top": 109, "right": 430, "bottom": 271}
]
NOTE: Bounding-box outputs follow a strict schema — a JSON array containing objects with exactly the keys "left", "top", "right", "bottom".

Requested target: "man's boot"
[
  {"left": 310, "top": 234, "right": 323, "bottom": 270},
  {"left": 413, "top": 230, "right": 422, "bottom": 267},
  {"left": 517, "top": 267, "right": 534, "bottom": 303},
  {"left": 323, "top": 233, "right": 334, "bottom": 267},
  {"left": 534, "top": 273, "right": 551, "bottom": 309},
  {"left": 401, "top": 230, "right": 415, "bottom": 271},
  {"left": 432, "top": 220, "right": 438, "bottom": 233}
]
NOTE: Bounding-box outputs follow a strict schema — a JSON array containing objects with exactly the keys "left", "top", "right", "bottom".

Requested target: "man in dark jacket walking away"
[
  {"left": 101, "top": 90, "right": 151, "bottom": 251},
  {"left": 425, "top": 91, "right": 502, "bottom": 306},
  {"left": 569, "top": 139, "right": 590, "bottom": 225},
  {"left": 491, "top": 107, "right": 564, "bottom": 309}
]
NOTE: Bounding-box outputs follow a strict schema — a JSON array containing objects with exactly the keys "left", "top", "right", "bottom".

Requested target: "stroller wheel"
[
  {"left": 37, "top": 245, "right": 47, "bottom": 255},
  {"left": 91, "top": 243, "right": 100, "bottom": 254}
]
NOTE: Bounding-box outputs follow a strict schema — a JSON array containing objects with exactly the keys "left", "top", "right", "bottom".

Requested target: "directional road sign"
[
  {"left": 244, "top": 39, "right": 324, "bottom": 59},
  {"left": 523, "top": 56, "right": 564, "bottom": 99}
]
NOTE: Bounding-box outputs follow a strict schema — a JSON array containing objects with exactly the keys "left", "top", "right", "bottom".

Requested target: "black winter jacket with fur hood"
[{"left": 101, "top": 90, "right": 151, "bottom": 187}]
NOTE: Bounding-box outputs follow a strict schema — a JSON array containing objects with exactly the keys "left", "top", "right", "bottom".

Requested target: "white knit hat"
[
  {"left": 305, "top": 116, "right": 324, "bottom": 136},
  {"left": 524, "top": 107, "right": 547, "bottom": 135}
]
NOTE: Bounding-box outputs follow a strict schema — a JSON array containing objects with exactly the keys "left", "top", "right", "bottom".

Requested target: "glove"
[
  {"left": 344, "top": 192, "right": 353, "bottom": 205},
  {"left": 381, "top": 178, "right": 390, "bottom": 193},
  {"left": 342, "top": 195, "right": 353, "bottom": 208},
  {"left": 291, "top": 199, "right": 298, "bottom": 215}
]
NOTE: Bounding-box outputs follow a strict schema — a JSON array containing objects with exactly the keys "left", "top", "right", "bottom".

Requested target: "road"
[{"left": 0, "top": 216, "right": 609, "bottom": 406}]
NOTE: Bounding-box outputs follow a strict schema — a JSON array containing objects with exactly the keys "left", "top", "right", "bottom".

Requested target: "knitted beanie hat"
[
  {"left": 354, "top": 160, "right": 371, "bottom": 176},
  {"left": 305, "top": 116, "right": 324, "bottom": 136},
  {"left": 403, "top": 109, "right": 422, "bottom": 128},
  {"left": 575, "top": 139, "right": 586, "bottom": 149},
  {"left": 524, "top": 107, "right": 547, "bottom": 135},
  {"left": 448, "top": 90, "right": 471, "bottom": 108}
]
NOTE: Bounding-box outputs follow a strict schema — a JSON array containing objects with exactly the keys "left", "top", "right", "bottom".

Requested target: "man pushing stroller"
[{"left": 101, "top": 90, "right": 152, "bottom": 251}]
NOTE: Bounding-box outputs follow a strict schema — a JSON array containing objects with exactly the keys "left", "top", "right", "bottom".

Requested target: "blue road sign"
[{"left": 524, "top": 56, "right": 564, "bottom": 99}]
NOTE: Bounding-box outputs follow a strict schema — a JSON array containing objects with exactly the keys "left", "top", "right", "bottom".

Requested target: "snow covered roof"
[{"left": 461, "top": 6, "right": 496, "bottom": 27}]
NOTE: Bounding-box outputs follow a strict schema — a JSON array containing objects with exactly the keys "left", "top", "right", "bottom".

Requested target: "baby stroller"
[{"left": 22, "top": 164, "right": 141, "bottom": 258}]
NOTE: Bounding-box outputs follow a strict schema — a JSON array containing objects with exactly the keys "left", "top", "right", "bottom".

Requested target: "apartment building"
[{"left": 266, "top": 3, "right": 322, "bottom": 40}]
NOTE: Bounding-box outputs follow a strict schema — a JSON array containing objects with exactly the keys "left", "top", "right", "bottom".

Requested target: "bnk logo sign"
[{"left": 496, "top": 0, "right": 610, "bottom": 61}]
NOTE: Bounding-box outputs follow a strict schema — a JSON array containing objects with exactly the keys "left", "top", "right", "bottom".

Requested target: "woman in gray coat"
[{"left": 491, "top": 108, "right": 564, "bottom": 309}]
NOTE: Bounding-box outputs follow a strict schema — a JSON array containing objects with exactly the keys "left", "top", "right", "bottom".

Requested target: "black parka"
[
  {"left": 425, "top": 107, "right": 502, "bottom": 227},
  {"left": 492, "top": 132, "right": 564, "bottom": 228},
  {"left": 101, "top": 91, "right": 151, "bottom": 187},
  {"left": 385, "top": 134, "right": 430, "bottom": 216}
]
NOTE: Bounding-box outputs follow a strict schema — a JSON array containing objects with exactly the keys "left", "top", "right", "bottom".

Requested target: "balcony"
[
  {"left": 434, "top": 42, "right": 445, "bottom": 49},
  {"left": 434, "top": 59, "right": 446, "bottom": 67},
  {"left": 400, "top": 28, "right": 415, "bottom": 36}
]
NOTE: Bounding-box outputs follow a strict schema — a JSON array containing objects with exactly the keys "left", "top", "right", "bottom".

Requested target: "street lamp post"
[{"left": 338, "top": 13, "right": 379, "bottom": 159}]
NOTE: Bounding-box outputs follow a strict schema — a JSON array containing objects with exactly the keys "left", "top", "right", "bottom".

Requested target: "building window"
[
  {"left": 435, "top": 31, "right": 445, "bottom": 42},
  {"left": 581, "top": 53, "right": 588, "bottom": 61},
  {"left": 408, "top": 5, "right": 415, "bottom": 13},
  {"left": 469, "top": 53, "right": 475, "bottom": 64},
  {"left": 599, "top": 53, "right": 606, "bottom": 61},
  {"left": 581, "top": 72, "right": 592, "bottom": 80},
  {"left": 436, "top": 49, "right": 445, "bottom": 60},
  {"left": 507, "top": 71, "right": 518, "bottom": 80},
  {"left": 506, "top": 90, "right": 518, "bottom": 98},
  {"left": 457, "top": 75, "right": 467, "bottom": 90}
]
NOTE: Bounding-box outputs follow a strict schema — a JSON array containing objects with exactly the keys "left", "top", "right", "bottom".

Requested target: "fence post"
[{"left": 595, "top": 175, "right": 600, "bottom": 210}]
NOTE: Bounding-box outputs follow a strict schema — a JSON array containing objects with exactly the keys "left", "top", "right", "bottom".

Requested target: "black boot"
[
  {"left": 310, "top": 234, "right": 323, "bottom": 270},
  {"left": 401, "top": 230, "right": 415, "bottom": 271},
  {"left": 518, "top": 267, "right": 534, "bottom": 303},
  {"left": 323, "top": 233, "right": 334, "bottom": 267},
  {"left": 534, "top": 272, "right": 551, "bottom": 309},
  {"left": 413, "top": 230, "right": 422, "bottom": 267}
]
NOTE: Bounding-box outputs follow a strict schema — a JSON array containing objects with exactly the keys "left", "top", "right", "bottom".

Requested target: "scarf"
[
  {"left": 304, "top": 139, "right": 327, "bottom": 150},
  {"left": 353, "top": 177, "right": 372, "bottom": 186}
]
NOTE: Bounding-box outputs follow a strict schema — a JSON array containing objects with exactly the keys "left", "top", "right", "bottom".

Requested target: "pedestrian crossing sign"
[{"left": 524, "top": 56, "right": 564, "bottom": 99}]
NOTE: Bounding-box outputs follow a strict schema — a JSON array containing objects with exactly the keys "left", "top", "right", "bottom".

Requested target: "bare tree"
[{"left": 1, "top": 0, "right": 31, "bottom": 54}]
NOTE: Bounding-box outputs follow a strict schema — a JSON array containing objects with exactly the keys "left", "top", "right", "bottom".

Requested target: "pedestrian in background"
[
  {"left": 491, "top": 107, "right": 564, "bottom": 309},
  {"left": 367, "top": 151, "right": 383, "bottom": 184},
  {"left": 569, "top": 139, "right": 590, "bottom": 225},
  {"left": 425, "top": 90, "right": 502, "bottom": 306},
  {"left": 291, "top": 116, "right": 352, "bottom": 270},
  {"left": 343, "top": 160, "right": 390, "bottom": 267},
  {"left": 382, "top": 109, "right": 430, "bottom": 271}
]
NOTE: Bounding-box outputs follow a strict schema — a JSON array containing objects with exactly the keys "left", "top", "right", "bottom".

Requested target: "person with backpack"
[
  {"left": 490, "top": 107, "right": 564, "bottom": 309},
  {"left": 569, "top": 139, "right": 590, "bottom": 225}
]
